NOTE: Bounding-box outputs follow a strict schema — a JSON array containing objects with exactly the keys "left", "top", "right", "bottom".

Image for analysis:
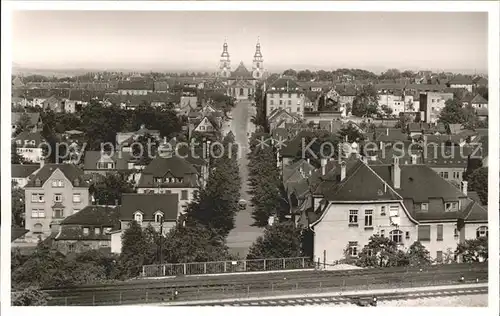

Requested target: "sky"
[{"left": 12, "top": 11, "right": 488, "bottom": 73}]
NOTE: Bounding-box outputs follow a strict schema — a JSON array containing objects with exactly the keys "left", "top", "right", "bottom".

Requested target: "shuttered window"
[
  {"left": 418, "top": 225, "right": 431, "bottom": 241},
  {"left": 437, "top": 224, "right": 443, "bottom": 241}
]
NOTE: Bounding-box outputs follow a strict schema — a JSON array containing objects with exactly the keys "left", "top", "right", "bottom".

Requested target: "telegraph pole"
[{"left": 159, "top": 217, "right": 164, "bottom": 265}]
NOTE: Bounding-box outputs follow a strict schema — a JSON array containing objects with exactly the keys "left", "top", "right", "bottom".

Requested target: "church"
[{"left": 217, "top": 39, "right": 266, "bottom": 100}]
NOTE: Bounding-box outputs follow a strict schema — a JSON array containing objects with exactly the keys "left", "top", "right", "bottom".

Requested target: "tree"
[
  {"left": 338, "top": 124, "right": 364, "bottom": 143},
  {"left": 438, "top": 98, "right": 480, "bottom": 128},
  {"left": 283, "top": 69, "right": 297, "bottom": 77},
  {"left": 246, "top": 221, "right": 303, "bottom": 259},
  {"left": 162, "top": 223, "right": 234, "bottom": 263},
  {"left": 355, "top": 235, "right": 408, "bottom": 267},
  {"left": 11, "top": 287, "right": 50, "bottom": 306},
  {"left": 13, "top": 112, "right": 33, "bottom": 136},
  {"left": 12, "top": 185, "right": 25, "bottom": 227},
  {"left": 468, "top": 167, "right": 488, "bottom": 205},
  {"left": 118, "top": 221, "right": 153, "bottom": 277},
  {"left": 11, "top": 142, "right": 27, "bottom": 164},
  {"left": 395, "top": 115, "right": 411, "bottom": 132},
  {"left": 132, "top": 132, "right": 159, "bottom": 165},
  {"left": 352, "top": 85, "right": 378, "bottom": 117},
  {"left": 455, "top": 237, "right": 488, "bottom": 263},
  {"left": 407, "top": 241, "right": 432, "bottom": 266},
  {"left": 185, "top": 146, "right": 241, "bottom": 237},
  {"left": 247, "top": 133, "right": 289, "bottom": 227},
  {"left": 89, "top": 172, "right": 135, "bottom": 205}
]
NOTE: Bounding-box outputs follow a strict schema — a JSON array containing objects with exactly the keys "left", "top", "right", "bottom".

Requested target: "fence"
[{"left": 142, "top": 257, "right": 314, "bottom": 277}]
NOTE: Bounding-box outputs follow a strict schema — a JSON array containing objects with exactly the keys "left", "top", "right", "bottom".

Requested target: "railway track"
[
  {"left": 188, "top": 286, "right": 488, "bottom": 306},
  {"left": 43, "top": 263, "right": 487, "bottom": 306}
]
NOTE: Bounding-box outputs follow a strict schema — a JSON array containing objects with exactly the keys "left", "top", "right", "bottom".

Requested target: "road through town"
[{"left": 226, "top": 100, "right": 263, "bottom": 258}]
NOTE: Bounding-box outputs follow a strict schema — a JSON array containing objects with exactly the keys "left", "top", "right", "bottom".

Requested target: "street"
[{"left": 226, "top": 100, "right": 263, "bottom": 258}]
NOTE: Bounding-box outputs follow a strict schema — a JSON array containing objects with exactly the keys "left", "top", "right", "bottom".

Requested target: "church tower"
[
  {"left": 218, "top": 39, "right": 231, "bottom": 78},
  {"left": 252, "top": 39, "right": 264, "bottom": 80}
]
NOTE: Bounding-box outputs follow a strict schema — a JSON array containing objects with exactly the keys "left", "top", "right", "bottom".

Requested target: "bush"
[{"left": 12, "top": 287, "right": 50, "bottom": 306}]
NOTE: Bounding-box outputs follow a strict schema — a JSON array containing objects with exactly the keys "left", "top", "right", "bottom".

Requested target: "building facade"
[{"left": 266, "top": 77, "right": 306, "bottom": 118}]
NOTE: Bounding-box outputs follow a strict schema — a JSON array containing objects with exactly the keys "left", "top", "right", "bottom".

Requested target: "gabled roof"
[
  {"left": 12, "top": 227, "right": 29, "bottom": 241},
  {"left": 269, "top": 77, "right": 301, "bottom": 92},
  {"left": 60, "top": 205, "right": 120, "bottom": 226},
  {"left": 12, "top": 164, "right": 40, "bottom": 178},
  {"left": 370, "top": 164, "right": 466, "bottom": 203},
  {"left": 460, "top": 200, "right": 487, "bottom": 223},
  {"left": 26, "top": 164, "right": 89, "bottom": 188},
  {"left": 83, "top": 151, "right": 133, "bottom": 170},
  {"left": 14, "top": 131, "right": 46, "bottom": 147},
  {"left": 373, "top": 128, "right": 408, "bottom": 142},
  {"left": 283, "top": 159, "right": 316, "bottom": 184},
  {"left": 323, "top": 160, "right": 402, "bottom": 201},
  {"left": 471, "top": 94, "right": 487, "bottom": 104},
  {"left": 120, "top": 193, "right": 179, "bottom": 221},
  {"left": 117, "top": 80, "right": 154, "bottom": 90},
  {"left": 228, "top": 78, "right": 254, "bottom": 88},
  {"left": 448, "top": 75, "right": 473, "bottom": 85},
  {"left": 472, "top": 76, "right": 488, "bottom": 86},
  {"left": 230, "top": 62, "right": 253, "bottom": 79},
  {"left": 268, "top": 108, "right": 300, "bottom": 123}
]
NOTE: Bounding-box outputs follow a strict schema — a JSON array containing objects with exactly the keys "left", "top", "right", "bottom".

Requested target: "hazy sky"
[{"left": 12, "top": 11, "right": 488, "bottom": 73}]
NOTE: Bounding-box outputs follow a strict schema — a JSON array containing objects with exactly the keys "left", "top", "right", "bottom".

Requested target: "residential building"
[
  {"left": 53, "top": 205, "right": 120, "bottom": 254},
  {"left": 308, "top": 157, "right": 487, "bottom": 264},
  {"left": 12, "top": 164, "right": 40, "bottom": 188},
  {"left": 117, "top": 81, "right": 154, "bottom": 95},
  {"left": 268, "top": 108, "right": 302, "bottom": 131},
  {"left": 470, "top": 94, "right": 488, "bottom": 109},
  {"left": 42, "top": 96, "right": 65, "bottom": 113},
  {"left": 419, "top": 92, "right": 454, "bottom": 123},
  {"left": 266, "top": 77, "right": 306, "bottom": 118},
  {"left": 13, "top": 131, "right": 46, "bottom": 163},
  {"left": 447, "top": 75, "right": 474, "bottom": 92},
  {"left": 136, "top": 156, "right": 201, "bottom": 215},
  {"left": 116, "top": 124, "right": 161, "bottom": 152},
  {"left": 24, "top": 164, "right": 91, "bottom": 242},
  {"left": 83, "top": 151, "right": 135, "bottom": 175},
  {"left": 111, "top": 193, "right": 180, "bottom": 254},
  {"left": 154, "top": 81, "right": 170, "bottom": 93}
]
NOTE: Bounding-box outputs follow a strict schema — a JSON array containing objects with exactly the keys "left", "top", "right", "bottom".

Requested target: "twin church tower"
[{"left": 217, "top": 39, "right": 265, "bottom": 80}]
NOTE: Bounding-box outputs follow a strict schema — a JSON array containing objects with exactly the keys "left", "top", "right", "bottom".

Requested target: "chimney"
[
  {"left": 115, "top": 199, "right": 119, "bottom": 206},
  {"left": 320, "top": 158, "right": 327, "bottom": 176},
  {"left": 392, "top": 157, "right": 401, "bottom": 189},
  {"left": 340, "top": 161, "right": 346, "bottom": 181},
  {"left": 461, "top": 181, "right": 468, "bottom": 196},
  {"left": 163, "top": 136, "right": 167, "bottom": 144}
]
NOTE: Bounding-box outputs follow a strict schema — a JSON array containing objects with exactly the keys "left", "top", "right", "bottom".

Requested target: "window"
[
  {"left": 444, "top": 202, "right": 458, "bottom": 212},
  {"left": 31, "top": 209, "right": 45, "bottom": 218},
  {"left": 364, "top": 210, "right": 373, "bottom": 227},
  {"left": 94, "top": 227, "right": 101, "bottom": 235},
  {"left": 181, "top": 190, "right": 188, "bottom": 200},
  {"left": 287, "top": 100, "right": 292, "bottom": 106},
  {"left": 279, "top": 93, "right": 283, "bottom": 98},
  {"left": 389, "top": 205, "right": 399, "bottom": 217},
  {"left": 53, "top": 209, "right": 64, "bottom": 218},
  {"left": 380, "top": 206, "right": 386, "bottom": 216},
  {"left": 104, "top": 227, "right": 112, "bottom": 233},
  {"left": 31, "top": 193, "right": 45, "bottom": 203},
  {"left": 405, "top": 231, "right": 410, "bottom": 239},
  {"left": 54, "top": 194, "right": 63, "bottom": 202},
  {"left": 73, "top": 193, "right": 81, "bottom": 203},
  {"left": 270, "top": 100, "right": 274, "bottom": 105},
  {"left": 348, "top": 210, "right": 358, "bottom": 225},
  {"left": 436, "top": 251, "right": 443, "bottom": 263},
  {"left": 390, "top": 230, "right": 403, "bottom": 243},
  {"left": 348, "top": 242, "right": 358, "bottom": 257},
  {"left": 296, "top": 107, "right": 300, "bottom": 113},
  {"left": 418, "top": 225, "right": 431, "bottom": 241},
  {"left": 380, "top": 229, "right": 385, "bottom": 237},
  {"left": 134, "top": 212, "right": 143, "bottom": 223},
  {"left": 476, "top": 226, "right": 488, "bottom": 238},
  {"left": 288, "top": 93, "right": 292, "bottom": 98},
  {"left": 155, "top": 211, "right": 164, "bottom": 223},
  {"left": 297, "top": 100, "right": 301, "bottom": 105},
  {"left": 279, "top": 100, "right": 283, "bottom": 105},
  {"left": 83, "top": 227, "right": 89, "bottom": 235},
  {"left": 33, "top": 223, "right": 43, "bottom": 234},
  {"left": 437, "top": 224, "right": 443, "bottom": 241},
  {"left": 454, "top": 227, "right": 459, "bottom": 238},
  {"left": 68, "top": 244, "right": 75, "bottom": 253},
  {"left": 52, "top": 180, "right": 64, "bottom": 188},
  {"left": 73, "top": 208, "right": 80, "bottom": 214},
  {"left": 443, "top": 172, "right": 449, "bottom": 179},
  {"left": 421, "top": 203, "right": 428, "bottom": 211}
]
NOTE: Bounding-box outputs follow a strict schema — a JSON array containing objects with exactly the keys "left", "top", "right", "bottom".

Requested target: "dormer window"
[
  {"left": 445, "top": 202, "right": 458, "bottom": 212},
  {"left": 35, "top": 178, "right": 42, "bottom": 186},
  {"left": 134, "top": 211, "right": 143, "bottom": 223},
  {"left": 73, "top": 178, "right": 80, "bottom": 186},
  {"left": 421, "top": 203, "right": 428, "bottom": 211},
  {"left": 154, "top": 211, "right": 164, "bottom": 223}
]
